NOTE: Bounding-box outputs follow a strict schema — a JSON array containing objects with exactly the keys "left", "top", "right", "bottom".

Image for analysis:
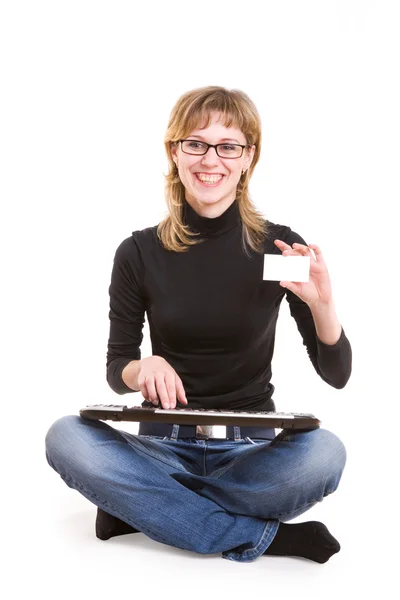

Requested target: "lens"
[
  {"left": 181, "top": 140, "right": 208, "bottom": 154},
  {"left": 217, "top": 144, "right": 242, "bottom": 158}
]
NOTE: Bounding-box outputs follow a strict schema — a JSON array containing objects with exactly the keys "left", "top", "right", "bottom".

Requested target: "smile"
[{"left": 195, "top": 173, "right": 224, "bottom": 186}]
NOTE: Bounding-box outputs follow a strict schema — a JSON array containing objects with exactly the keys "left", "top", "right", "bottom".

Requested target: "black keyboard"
[{"left": 79, "top": 404, "right": 320, "bottom": 429}]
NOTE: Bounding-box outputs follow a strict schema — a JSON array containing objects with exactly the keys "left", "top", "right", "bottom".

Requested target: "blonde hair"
[{"left": 157, "top": 86, "right": 271, "bottom": 256}]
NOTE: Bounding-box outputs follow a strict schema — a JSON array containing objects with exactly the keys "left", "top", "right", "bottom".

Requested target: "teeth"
[{"left": 197, "top": 174, "right": 223, "bottom": 183}]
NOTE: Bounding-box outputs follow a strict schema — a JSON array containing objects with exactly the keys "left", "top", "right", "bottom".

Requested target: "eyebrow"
[{"left": 187, "top": 135, "right": 243, "bottom": 144}]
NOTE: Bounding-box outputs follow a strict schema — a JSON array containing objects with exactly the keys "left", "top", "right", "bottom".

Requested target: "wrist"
[
  {"left": 122, "top": 360, "right": 142, "bottom": 391},
  {"left": 308, "top": 298, "right": 335, "bottom": 313},
  {"left": 309, "top": 301, "right": 342, "bottom": 345}
]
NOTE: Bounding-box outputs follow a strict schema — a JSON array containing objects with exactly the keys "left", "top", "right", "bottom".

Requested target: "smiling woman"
[{"left": 45, "top": 85, "right": 352, "bottom": 566}]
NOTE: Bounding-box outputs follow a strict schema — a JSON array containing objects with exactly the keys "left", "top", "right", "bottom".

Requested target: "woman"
[{"left": 45, "top": 86, "right": 352, "bottom": 564}]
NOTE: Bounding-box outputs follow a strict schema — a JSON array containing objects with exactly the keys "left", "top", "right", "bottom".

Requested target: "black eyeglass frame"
[{"left": 178, "top": 139, "right": 253, "bottom": 159}]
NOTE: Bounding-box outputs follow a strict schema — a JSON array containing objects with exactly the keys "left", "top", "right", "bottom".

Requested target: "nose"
[{"left": 200, "top": 146, "right": 219, "bottom": 166}]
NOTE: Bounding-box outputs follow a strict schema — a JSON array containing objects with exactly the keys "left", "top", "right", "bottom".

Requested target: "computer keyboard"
[{"left": 79, "top": 404, "right": 320, "bottom": 429}]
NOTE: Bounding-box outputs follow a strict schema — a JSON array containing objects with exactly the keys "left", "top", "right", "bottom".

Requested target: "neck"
[
  {"left": 182, "top": 197, "right": 240, "bottom": 238},
  {"left": 185, "top": 196, "right": 236, "bottom": 219}
]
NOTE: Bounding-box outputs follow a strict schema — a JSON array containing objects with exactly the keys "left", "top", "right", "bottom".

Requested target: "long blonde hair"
[{"left": 157, "top": 86, "right": 270, "bottom": 257}]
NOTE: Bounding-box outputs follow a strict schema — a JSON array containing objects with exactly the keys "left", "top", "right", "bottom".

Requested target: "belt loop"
[
  {"left": 171, "top": 424, "right": 180, "bottom": 440},
  {"left": 233, "top": 426, "right": 241, "bottom": 441}
]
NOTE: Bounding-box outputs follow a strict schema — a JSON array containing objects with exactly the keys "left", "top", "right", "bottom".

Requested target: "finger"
[
  {"left": 145, "top": 377, "right": 159, "bottom": 405},
  {"left": 155, "top": 375, "right": 171, "bottom": 409},
  {"left": 292, "top": 242, "right": 310, "bottom": 253},
  {"left": 275, "top": 240, "right": 304, "bottom": 257},
  {"left": 165, "top": 374, "right": 178, "bottom": 409},
  {"left": 139, "top": 385, "right": 150, "bottom": 403},
  {"left": 280, "top": 280, "right": 300, "bottom": 295},
  {"left": 292, "top": 243, "right": 317, "bottom": 261},
  {"left": 175, "top": 377, "right": 188, "bottom": 405},
  {"left": 138, "top": 380, "right": 153, "bottom": 404},
  {"left": 308, "top": 244, "right": 322, "bottom": 261},
  {"left": 274, "top": 239, "right": 292, "bottom": 251}
]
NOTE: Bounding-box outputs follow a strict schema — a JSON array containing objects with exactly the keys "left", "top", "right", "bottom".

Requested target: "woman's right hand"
[{"left": 137, "top": 356, "right": 188, "bottom": 409}]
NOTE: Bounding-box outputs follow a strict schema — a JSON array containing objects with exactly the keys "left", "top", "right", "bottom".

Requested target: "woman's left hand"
[{"left": 273, "top": 240, "right": 334, "bottom": 308}]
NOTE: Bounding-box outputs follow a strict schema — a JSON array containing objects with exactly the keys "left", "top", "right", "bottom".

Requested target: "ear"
[
  {"left": 243, "top": 144, "right": 255, "bottom": 171},
  {"left": 170, "top": 142, "right": 179, "bottom": 165}
]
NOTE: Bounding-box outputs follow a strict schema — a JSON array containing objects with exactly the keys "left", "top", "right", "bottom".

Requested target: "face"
[{"left": 171, "top": 112, "right": 255, "bottom": 217}]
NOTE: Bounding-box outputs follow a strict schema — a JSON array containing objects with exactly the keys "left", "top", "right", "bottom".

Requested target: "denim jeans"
[{"left": 45, "top": 416, "right": 346, "bottom": 563}]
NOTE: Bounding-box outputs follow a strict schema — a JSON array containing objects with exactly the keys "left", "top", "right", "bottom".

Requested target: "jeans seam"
[
  {"left": 223, "top": 519, "right": 280, "bottom": 561},
  {"left": 123, "top": 435, "right": 190, "bottom": 473},
  {"left": 242, "top": 520, "right": 278, "bottom": 559}
]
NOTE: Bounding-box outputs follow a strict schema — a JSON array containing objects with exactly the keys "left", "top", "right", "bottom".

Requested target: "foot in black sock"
[
  {"left": 95, "top": 508, "right": 140, "bottom": 540},
  {"left": 263, "top": 521, "right": 340, "bottom": 563}
]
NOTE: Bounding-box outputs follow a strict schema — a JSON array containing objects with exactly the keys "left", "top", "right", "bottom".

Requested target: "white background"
[{"left": 1, "top": 0, "right": 399, "bottom": 597}]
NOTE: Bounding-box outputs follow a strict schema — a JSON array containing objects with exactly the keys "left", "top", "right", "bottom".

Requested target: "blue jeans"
[{"left": 45, "top": 416, "right": 346, "bottom": 563}]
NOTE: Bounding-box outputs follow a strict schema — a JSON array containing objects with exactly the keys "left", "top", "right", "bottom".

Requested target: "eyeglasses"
[{"left": 179, "top": 139, "right": 251, "bottom": 159}]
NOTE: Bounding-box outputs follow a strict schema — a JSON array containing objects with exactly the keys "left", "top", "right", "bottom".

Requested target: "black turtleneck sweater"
[{"left": 106, "top": 199, "right": 352, "bottom": 411}]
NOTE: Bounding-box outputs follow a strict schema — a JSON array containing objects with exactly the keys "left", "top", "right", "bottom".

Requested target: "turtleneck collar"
[{"left": 182, "top": 198, "right": 241, "bottom": 238}]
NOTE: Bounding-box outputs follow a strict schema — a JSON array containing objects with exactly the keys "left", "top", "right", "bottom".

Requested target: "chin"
[
  {"left": 195, "top": 190, "right": 226, "bottom": 201},
  {"left": 198, "top": 196, "right": 221, "bottom": 202},
  {"left": 195, "top": 197, "right": 225, "bottom": 209}
]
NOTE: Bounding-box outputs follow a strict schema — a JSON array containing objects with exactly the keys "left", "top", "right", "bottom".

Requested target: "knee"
[
  {"left": 305, "top": 428, "right": 347, "bottom": 489},
  {"left": 45, "top": 415, "right": 82, "bottom": 471},
  {"left": 315, "top": 428, "right": 346, "bottom": 468}
]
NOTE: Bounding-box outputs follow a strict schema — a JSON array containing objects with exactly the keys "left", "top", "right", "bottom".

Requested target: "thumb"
[
  {"left": 280, "top": 281, "right": 297, "bottom": 294},
  {"left": 280, "top": 281, "right": 303, "bottom": 299}
]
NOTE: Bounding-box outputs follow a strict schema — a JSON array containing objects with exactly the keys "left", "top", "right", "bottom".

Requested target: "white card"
[{"left": 263, "top": 254, "right": 310, "bottom": 282}]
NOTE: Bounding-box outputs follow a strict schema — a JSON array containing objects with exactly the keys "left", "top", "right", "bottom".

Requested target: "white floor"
[{"left": 6, "top": 418, "right": 394, "bottom": 600}]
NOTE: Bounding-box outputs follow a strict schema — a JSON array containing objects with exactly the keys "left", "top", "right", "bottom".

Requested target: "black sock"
[
  {"left": 95, "top": 508, "right": 140, "bottom": 540},
  {"left": 263, "top": 521, "right": 341, "bottom": 563}
]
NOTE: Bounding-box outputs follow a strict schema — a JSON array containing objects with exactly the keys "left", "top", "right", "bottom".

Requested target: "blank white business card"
[{"left": 263, "top": 254, "right": 310, "bottom": 282}]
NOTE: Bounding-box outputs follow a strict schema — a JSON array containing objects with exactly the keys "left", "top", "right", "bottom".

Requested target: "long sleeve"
[
  {"left": 283, "top": 230, "right": 352, "bottom": 389},
  {"left": 106, "top": 235, "right": 146, "bottom": 394},
  {"left": 103, "top": 202, "right": 351, "bottom": 411}
]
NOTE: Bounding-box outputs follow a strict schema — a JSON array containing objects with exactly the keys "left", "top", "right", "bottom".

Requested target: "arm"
[
  {"left": 106, "top": 235, "right": 146, "bottom": 394},
  {"left": 275, "top": 231, "right": 352, "bottom": 389},
  {"left": 309, "top": 300, "right": 342, "bottom": 346},
  {"left": 121, "top": 359, "right": 142, "bottom": 391}
]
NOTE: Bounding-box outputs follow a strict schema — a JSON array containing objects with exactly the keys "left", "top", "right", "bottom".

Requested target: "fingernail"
[{"left": 164, "top": 402, "right": 170, "bottom": 409}]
